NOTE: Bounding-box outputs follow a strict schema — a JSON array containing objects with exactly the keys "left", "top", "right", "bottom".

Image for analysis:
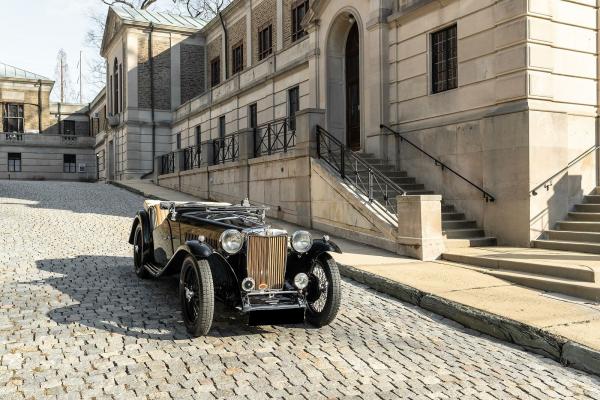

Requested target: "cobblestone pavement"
[{"left": 1, "top": 181, "right": 600, "bottom": 399}]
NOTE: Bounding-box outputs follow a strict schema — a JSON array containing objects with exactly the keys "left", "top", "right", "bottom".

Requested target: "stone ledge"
[{"left": 337, "top": 262, "right": 600, "bottom": 377}]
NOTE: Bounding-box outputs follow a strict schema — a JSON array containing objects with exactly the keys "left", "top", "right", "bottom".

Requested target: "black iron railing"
[
  {"left": 531, "top": 144, "right": 600, "bottom": 196},
  {"left": 254, "top": 117, "right": 296, "bottom": 157},
  {"left": 316, "top": 125, "right": 406, "bottom": 217},
  {"left": 381, "top": 124, "right": 495, "bottom": 202},
  {"left": 213, "top": 134, "right": 239, "bottom": 164},
  {"left": 160, "top": 152, "right": 175, "bottom": 174},
  {"left": 183, "top": 145, "right": 202, "bottom": 170},
  {"left": 4, "top": 133, "right": 23, "bottom": 141}
]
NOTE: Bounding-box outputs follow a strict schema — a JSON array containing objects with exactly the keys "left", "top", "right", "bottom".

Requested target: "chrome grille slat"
[{"left": 246, "top": 235, "right": 287, "bottom": 289}]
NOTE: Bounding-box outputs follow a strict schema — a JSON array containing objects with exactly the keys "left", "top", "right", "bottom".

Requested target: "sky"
[{"left": 0, "top": 0, "right": 178, "bottom": 103}]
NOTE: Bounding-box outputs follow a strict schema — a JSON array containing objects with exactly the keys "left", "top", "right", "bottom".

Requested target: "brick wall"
[
  {"left": 181, "top": 44, "right": 205, "bottom": 104},
  {"left": 252, "top": 0, "right": 277, "bottom": 64},
  {"left": 138, "top": 35, "right": 172, "bottom": 110},
  {"left": 228, "top": 17, "right": 247, "bottom": 76},
  {"left": 207, "top": 35, "right": 222, "bottom": 85}
]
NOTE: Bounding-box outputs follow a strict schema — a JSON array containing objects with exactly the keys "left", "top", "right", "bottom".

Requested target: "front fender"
[
  {"left": 128, "top": 210, "right": 151, "bottom": 245},
  {"left": 308, "top": 239, "right": 342, "bottom": 259},
  {"left": 161, "top": 241, "right": 214, "bottom": 276}
]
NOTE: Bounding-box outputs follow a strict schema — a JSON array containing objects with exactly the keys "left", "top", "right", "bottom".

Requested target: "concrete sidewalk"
[{"left": 111, "top": 179, "right": 600, "bottom": 375}]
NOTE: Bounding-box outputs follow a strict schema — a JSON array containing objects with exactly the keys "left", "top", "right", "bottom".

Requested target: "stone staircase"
[
  {"left": 533, "top": 188, "right": 600, "bottom": 254},
  {"left": 442, "top": 247, "right": 600, "bottom": 301},
  {"left": 358, "top": 153, "right": 496, "bottom": 248}
]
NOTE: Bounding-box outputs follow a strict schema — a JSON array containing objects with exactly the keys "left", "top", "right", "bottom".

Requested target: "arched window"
[{"left": 113, "top": 58, "right": 119, "bottom": 114}]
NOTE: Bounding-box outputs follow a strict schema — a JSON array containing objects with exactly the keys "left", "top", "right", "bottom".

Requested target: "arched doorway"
[
  {"left": 326, "top": 11, "right": 362, "bottom": 151},
  {"left": 345, "top": 23, "right": 360, "bottom": 151}
]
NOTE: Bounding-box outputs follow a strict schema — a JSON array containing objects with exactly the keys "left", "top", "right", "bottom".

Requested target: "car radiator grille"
[{"left": 246, "top": 235, "right": 287, "bottom": 290}]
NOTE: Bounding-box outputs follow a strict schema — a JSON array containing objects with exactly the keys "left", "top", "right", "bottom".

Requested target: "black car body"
[{"left": 129, "top": 200, "right": 342, "bottom": 336}]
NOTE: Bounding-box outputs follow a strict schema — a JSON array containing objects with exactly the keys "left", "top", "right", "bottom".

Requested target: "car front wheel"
[
  {"left": 179, "top": 256, "right": 215, "bottom": 337},
  {"left": 305, "top": 254, "right": 341, "bottom": 327},
  {"left": 133, "top": 225, "right": 150, "bottom": 279}
]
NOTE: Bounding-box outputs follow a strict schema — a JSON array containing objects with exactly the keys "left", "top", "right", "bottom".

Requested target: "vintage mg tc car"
[{"left": 129, "top": 200, "right": 342, "bottom": 336}]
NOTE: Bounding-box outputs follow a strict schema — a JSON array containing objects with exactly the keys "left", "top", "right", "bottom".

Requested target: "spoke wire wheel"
[
  {"left": 183, "top": 265, "right": 200, "bottom": 325},
  {"left": 305, "top": 255, "right": 341, "bottom": 327},
  {"left": 133, "top": 226, "right": 149, "bottom": 278},
  {"left": 179, "top": 257, "right": 214, "bottom": 337},
  {"left": 308, "top": 264, "right": 329, "bottom": 313}
]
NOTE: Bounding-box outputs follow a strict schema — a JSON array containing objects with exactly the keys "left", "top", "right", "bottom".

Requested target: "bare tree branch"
[{"left": 101, "top": 0, "right": 136, "bottom": 9}]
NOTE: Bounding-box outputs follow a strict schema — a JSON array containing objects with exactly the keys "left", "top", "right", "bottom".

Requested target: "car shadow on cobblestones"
[{"left": 34, "top": 255, "right": 306, "bottom": 340}]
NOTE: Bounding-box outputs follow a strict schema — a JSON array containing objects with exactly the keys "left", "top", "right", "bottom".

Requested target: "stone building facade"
[
  {"left": 0, "top": 63, "right": 95, "bottom": 181},
  {"left": 95, "top": 0, "right": 600, "bottom": 257}
]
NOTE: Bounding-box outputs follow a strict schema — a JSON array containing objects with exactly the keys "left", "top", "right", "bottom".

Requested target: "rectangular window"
[
  {"left": 431, "top": 24, "right": 458, "bottom": 94},
  {"left": 176, "top": 132, "right": 181, "bottom": 149},
  {"left": 3, "top": 104, "right": 24, "bottom": 133},
  {"left": 232, "top": 43, "right": 244, "bottom": 74},
  {"left": 63, "top": 120, "right": 76, "bottom": 135},
  {"left": 258, "top": 24, "right": 273, "bottom": 60},
  {"left": 211, "top": 57, "right": 221, "bottom": 87},
  {"left": 288, "top": 86, "right": 300, "bottom": 130},
  {"left": 63, "top": 154, "right": 76, "bottom": 173},
  {"left": 248, "top": 103, "right": 257, "bottom": 129},
  {"left": 219, "top": 116, "right": 226, "bottom": 138},
  {"left": 291, "top": 0, "right": 309, "bottom": 42},
  {"left": 195, "top": 126, "right": 201, "bottom": 146},
  {"left": 8, "top": 153, "right": 21, "bottom": 172}
]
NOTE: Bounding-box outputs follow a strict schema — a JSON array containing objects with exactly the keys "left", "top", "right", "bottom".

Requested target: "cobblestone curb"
[
  {"left": 109, "top": 181, "right": 164, "bottom": 200},
  {"left": 338, "top": 262, "right": 600, "bottom": 377}
]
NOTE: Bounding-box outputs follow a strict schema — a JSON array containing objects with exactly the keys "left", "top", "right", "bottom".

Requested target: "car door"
[{"left": 151, "top": 208, "right": 175, "bottom": 267}]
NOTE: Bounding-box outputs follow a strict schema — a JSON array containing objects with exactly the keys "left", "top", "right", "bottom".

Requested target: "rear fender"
[{"left": 128, "top": 210, "right": 152, "bottom": 246}]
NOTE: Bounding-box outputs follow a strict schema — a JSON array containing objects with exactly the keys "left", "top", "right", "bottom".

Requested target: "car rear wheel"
[
  {"left": 179, "top": 256, "right": 214, "bottom": 337},
  {"left": 133, "top": 225, "right": 150, "bottom": 279},
  {"left": 306, "top": 254, "right": 341, "bottom": 327}
]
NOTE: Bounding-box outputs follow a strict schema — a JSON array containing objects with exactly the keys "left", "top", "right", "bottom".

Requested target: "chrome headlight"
[
  {"left": 291, "top": 230, "right": 312, "bottom": 253},
  {"left": 220, "top": 229, "right": 243, "bottom": 254},
  {"left": 294, "top": 273, "right": 309, "bottom": 289}
]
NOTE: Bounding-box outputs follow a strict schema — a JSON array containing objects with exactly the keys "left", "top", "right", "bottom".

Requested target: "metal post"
[
  {"left": 283, "top": 121, "right": 288, "bottom": 153},
  {"left": 368, "top": 170, "right": 373, "bottom": 201},
  {"left": 341, "top": 144, "right": 346, "bottom": 179},
  {"left": 267, "top": 123, "right": 272, "bottom": 155}
]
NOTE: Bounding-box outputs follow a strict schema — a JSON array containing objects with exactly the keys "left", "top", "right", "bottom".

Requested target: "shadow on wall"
[
  {"left": 530, "top": 174, "right": 583, "bottom": 240},
  {"left": 0, "top": 180, "right": 140, "bottom": 218},
  {"left": 35, "top": 255, "right": 274, "bottom": 340}
]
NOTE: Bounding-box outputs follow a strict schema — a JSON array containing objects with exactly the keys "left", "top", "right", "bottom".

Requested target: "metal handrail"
[
  {"left": 531, "top": 144, "right": 600, "bottom": 196},
  {"left": 183, "top": 144, "right": 202, "bottom": 170},
  {"left": 254, "top": 117, "right": 296, "bottom": 157},
  {"left": 160, "top": 152, "right": 175, "bottom": 174},
  {"left": 381, "top": 124, "right": 495, "bottom": 202},
  {"left": 213, "top": 133, "right": 239, "bottom": 164},
  {"left": 316, "top": 125, "right": 406, "bottom": 217}
]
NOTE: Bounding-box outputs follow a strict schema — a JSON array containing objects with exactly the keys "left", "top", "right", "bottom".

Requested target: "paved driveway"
[{"left": 1, "top": 180, "right": 599, "bottom": 399}]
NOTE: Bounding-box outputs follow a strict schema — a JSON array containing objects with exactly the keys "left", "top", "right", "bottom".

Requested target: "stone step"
[
  {"left": 574, "top": 203, "right": 600, "bottom": 213},
  {"left": 547, "top": 230, "right": 600, "bottom": 243},
  {"left": 444, "top": 237, "right": 497, "bottom": 248},
  {"left": 568, "top": 212, "right": 600, "bottom": 221},
  {"left": 442, "top": 252, "right": 595, "bottom": 282},
  {"left": 404, "top": 190, "right": 435, "bottom": 195},
  {"left": 533, "top": 239, "right": 600, "bottom": 254},
  {"left": 485, "top": 270, "right": 600, "bottom": 302},
  {"left": 442, "top": 212, "right": 465, "bottom": 221},
  {"left": 442, "top": 204, "right": 455, "bottom": 213},
  {"left": 388, "top": 177, "right": 417, "bottom": 185},
  {"left": 557, "top": 221, "right": 600, "bottom": 232},
  {"left": 443, "top": 228, "right": 485, "bottom": 239},
  {"left": 442, "top": 220, "right": 477, "bottom": 230},
  {"left": 583, "top": 195, "right": 600, "bottom": 204}
]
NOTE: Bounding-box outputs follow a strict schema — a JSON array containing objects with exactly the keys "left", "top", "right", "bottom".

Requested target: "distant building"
[{"left": 0, "top": 62, "right": 96, "bottom": 181}]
